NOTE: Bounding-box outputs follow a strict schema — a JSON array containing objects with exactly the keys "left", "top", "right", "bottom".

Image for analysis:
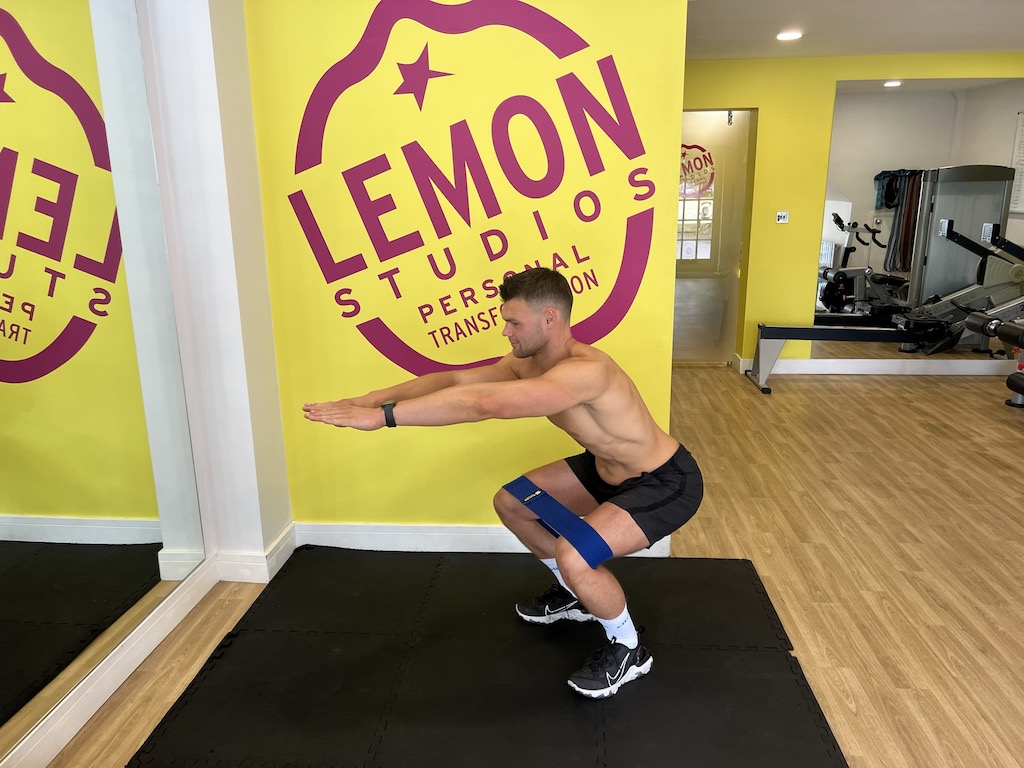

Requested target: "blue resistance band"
[{"left": 502, "top": 476, "right": 613, "bottom": 569}]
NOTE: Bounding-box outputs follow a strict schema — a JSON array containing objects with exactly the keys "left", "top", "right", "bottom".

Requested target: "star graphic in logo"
[
  {"left": 394, "top": 44, "right": 450, "bottom": 110},
  {"left": 0, "top": 73, "right": 13, "bottom": 103}
]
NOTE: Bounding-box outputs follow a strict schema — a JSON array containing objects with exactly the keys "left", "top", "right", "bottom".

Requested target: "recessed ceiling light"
[
  {"left": 884, "top": 80, "right": 902, "bottom": 88},
  {"left": 776, "top": 31, "right": 803, "bottom": 41}
]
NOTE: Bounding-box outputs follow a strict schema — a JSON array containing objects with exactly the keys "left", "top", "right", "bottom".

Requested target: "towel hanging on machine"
[{"left": 873, "top": 169, "right": 923, "bottom": 274}]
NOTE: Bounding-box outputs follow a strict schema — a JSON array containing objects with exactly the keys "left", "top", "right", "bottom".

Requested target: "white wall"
[
  {"left": 827, "top": 81, "right": 1024, "bottom": 268},
  {"left": 960, "top": 80, "right": 1024, "bottom": 242},
  {"left": 827, "top": 89, "right": 962, "bottom": 270}
]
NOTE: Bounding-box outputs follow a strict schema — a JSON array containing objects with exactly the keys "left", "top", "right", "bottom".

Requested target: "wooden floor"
[
  {"left": 40, "top": 369, "right": 1024, "bottom": 767},
  {"left": 669, "top": 368, "right": 1024, "bottom": 768}
]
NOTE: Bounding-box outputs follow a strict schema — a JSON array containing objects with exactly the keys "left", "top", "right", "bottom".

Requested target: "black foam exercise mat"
[
  {"left": 607, "top": 556, "right": 794, "bottom": 650},
  {"left": 0, "top": 621, "right": 98, "bottom": 723},
  {"left": 417, "top": 553, "right": 793, "bottom": 649},
  {"left": 236, "top": 547, "right": 443, "bottom": 634},
  {"left": 237, "top": 549, "right": 794, "bottom": 651},
  {"left": 414, "top": 551, "right": 562, "bottom": 639},
  {"left": 0, "top": 542, "right": 162, "bottom": 625},
  {"left": 0, "top": 542, "right": 161, "bottom": 724},
  {"left": 376, "top": 639, "right": 846, "bottom": 768},
  {"left": 373, "top": 633, "right": 604, "bottom": 768},
  {"left": 129, "top": 546, "right": 848, "bottom": 768},
  {"left": 0, "top": 541, "right": 47, "bottom": 577},
  {"left": 602, "top": 644, "right": 846, "bottom": 768},
  {"left": 130, "top": 634, "right": 847, "bottom": 768},
  {"left": 130, "top": 629, "right": 409, "bottom": 767}
]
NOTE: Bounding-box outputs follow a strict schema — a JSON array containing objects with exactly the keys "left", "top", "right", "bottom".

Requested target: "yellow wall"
[
  {"left": 684, "top": 52, "right": 1024, "bottom": 359},
  {"left": 245, "top": 0, "right": 688, "bottom": 525},
  {"left": 0, "top": 0, "right": 158, "bottom": 520}
]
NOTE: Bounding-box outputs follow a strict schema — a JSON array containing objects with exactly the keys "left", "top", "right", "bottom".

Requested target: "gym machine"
[
  {"left": 818, "top": 214, "right": 909, "bottom": 323},
  {"left": 817, "top": 166, "right": 1016, "bottom": 338},
  {"left": 965, "top": 311, "right": 1024, "bottom": 408},
  {"left": 894, "top": 220, "right": 1024, "bottom": 354},
  {"left": 818, "top": 265, "right": 909, "bottom": 321}
]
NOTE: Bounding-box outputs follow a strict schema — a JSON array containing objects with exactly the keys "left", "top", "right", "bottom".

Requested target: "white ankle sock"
[
  {"left": 541, "top": 557, "right": 576, "bottom": 597},
  {"left": 598, "top": 605, "right": 638, "bottom": 649}
]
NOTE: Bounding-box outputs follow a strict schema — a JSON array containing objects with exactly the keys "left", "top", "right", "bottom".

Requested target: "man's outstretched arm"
[
  {"left": 302, "top": 355, "right": 520, "bottom": 419},
  {"left": 304, "top": 358, "right": 605, "bottom": 430}
]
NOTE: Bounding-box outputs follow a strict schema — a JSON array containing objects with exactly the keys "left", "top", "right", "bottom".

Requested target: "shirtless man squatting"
[{"left": 303, "top": 267, "right": 703, "bottom": 698}]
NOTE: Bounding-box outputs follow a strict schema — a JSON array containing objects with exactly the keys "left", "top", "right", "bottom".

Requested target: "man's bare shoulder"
[
  {"left": 559, "top": 341, "right": 616, "bottom": 370},
  {"left": 451, "top": 354, "right": 518, "bottom": 384},
  {"left": 506, "top": 354, "right": 541, "bottom": 379},
  {"left": 545, "top": 344, "right": 617, "bottom": 388}
]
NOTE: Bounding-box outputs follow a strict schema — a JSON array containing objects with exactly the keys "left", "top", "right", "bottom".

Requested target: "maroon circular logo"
[
  {"left": 287, "top": 0, "right": 659, "bottom": 375},
  {"left": 0, "top": 9, "right": 121, "bottom": 384}
]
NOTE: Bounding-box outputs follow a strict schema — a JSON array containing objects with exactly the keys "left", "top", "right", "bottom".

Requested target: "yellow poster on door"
[
  {"left": 0, "top": 1, "right": 157, "bottom": 522},
  {"left": 245, "top": 0, "right": 687, "bottom": 524}
]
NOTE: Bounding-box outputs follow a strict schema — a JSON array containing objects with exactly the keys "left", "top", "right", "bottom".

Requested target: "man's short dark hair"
[{"left": 499, "top": 267, "right": 573, "bottom": 319}]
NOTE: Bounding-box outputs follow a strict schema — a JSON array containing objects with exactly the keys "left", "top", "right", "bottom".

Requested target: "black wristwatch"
[{"left": 381, "top": 402, "right": 397, "bottom": 428}]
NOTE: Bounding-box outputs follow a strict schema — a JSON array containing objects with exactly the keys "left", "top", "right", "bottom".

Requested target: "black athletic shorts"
[{"left": 564, "top": 444, "right": 703, "bottom": 546}]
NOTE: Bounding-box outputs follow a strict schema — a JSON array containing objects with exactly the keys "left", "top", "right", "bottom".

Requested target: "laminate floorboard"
[{"left": 670, "top": 369, "right": 1024, "bottom": 768}]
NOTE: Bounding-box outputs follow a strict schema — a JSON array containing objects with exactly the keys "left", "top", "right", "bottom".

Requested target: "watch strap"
[{"left": 381, "top": 402, "right": 397, "bottom": 428}]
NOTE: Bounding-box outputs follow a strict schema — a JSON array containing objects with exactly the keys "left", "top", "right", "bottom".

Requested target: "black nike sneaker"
[
  {"left": 567, "top": 638, "right": 653, "bottom": 698},
  {"left": 515, "top": 584, "right": 596, "bottom": 624}
]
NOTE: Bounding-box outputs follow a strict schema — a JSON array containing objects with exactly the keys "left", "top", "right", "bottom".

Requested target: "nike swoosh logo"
[
  {"left": 607, "top": 655, "right": 630, "bottom": 686},
  {"left": 545, "top": 601, "right": 577, "bottom": 615}
]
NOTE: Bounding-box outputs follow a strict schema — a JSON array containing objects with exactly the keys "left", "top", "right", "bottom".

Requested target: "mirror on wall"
[
  {"left": 814, "top": 78, "right": 1024, "bottom": 360},
  {"left": 0, "top": 0, "right": 204, "bottom": 755},
  {"left": 674, "top": 109, "right": 756, "bottom": 363}
]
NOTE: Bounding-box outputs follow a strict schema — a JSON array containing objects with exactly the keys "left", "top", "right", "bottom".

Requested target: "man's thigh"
[
  {"left": 522, "top": 465, "right": 649, "bottom": 559},
  {"left": 516, "top": 459, "right": 600, "bottom": 518},
  {"left": 581, "top": 503, "right": 651, "bottom": 558}
]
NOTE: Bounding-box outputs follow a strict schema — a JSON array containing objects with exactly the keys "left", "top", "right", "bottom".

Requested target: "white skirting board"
[
  {"left": 0, "top": 515, "right": 196, "bottom": 581},
  {"left": 737, "top": 355, "right": 1015, "bottom": 376},
  {"left": 0, "top": 516, "right": 162, "bottom": 544},
  {"left": 293, "top": 522, "right": 672, "bottom": 558},
  {"left": 214, "top": 523, "right": 297, "bottom": 583},
  {"left": 157, "top": 548, "right": 206, "bottom": 581}
]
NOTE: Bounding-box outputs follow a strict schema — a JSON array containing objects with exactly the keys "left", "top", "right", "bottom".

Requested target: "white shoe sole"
[
  {"left": 567, "top": 655, "right": 654, "bottom": 699},
  {"left": 516, "top": 607, "right": 597, "bottom": 624}
]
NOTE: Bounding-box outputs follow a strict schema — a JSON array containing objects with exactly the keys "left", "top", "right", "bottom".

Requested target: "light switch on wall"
[{"left": 776, "top": 211, "right": 789, "bottom": 224}]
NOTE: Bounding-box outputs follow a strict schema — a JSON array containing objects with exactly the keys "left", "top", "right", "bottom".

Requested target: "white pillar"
[
  {"left": 89, "top": 0, "right": 204, "bottom": 580},
  {"left": 136, "top": 0, "right": 293, "bottom": 581}
]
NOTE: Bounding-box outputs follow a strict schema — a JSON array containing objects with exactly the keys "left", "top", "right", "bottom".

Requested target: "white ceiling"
[{"left": 686, "top": 0, "right": 1024, "bottom": 61}]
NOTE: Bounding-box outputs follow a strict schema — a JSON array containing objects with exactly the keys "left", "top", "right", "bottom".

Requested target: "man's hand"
[{"left": 302, "top": 400, "right": 386, "bottom": 430}]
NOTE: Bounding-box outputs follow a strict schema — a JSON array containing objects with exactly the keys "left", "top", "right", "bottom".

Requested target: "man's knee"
[
  {"left": 554, "top": 537, "right": 591, "bottom": 579},
  {"left": 493, "top": 488, "right": 527, "bottom": 524}
]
